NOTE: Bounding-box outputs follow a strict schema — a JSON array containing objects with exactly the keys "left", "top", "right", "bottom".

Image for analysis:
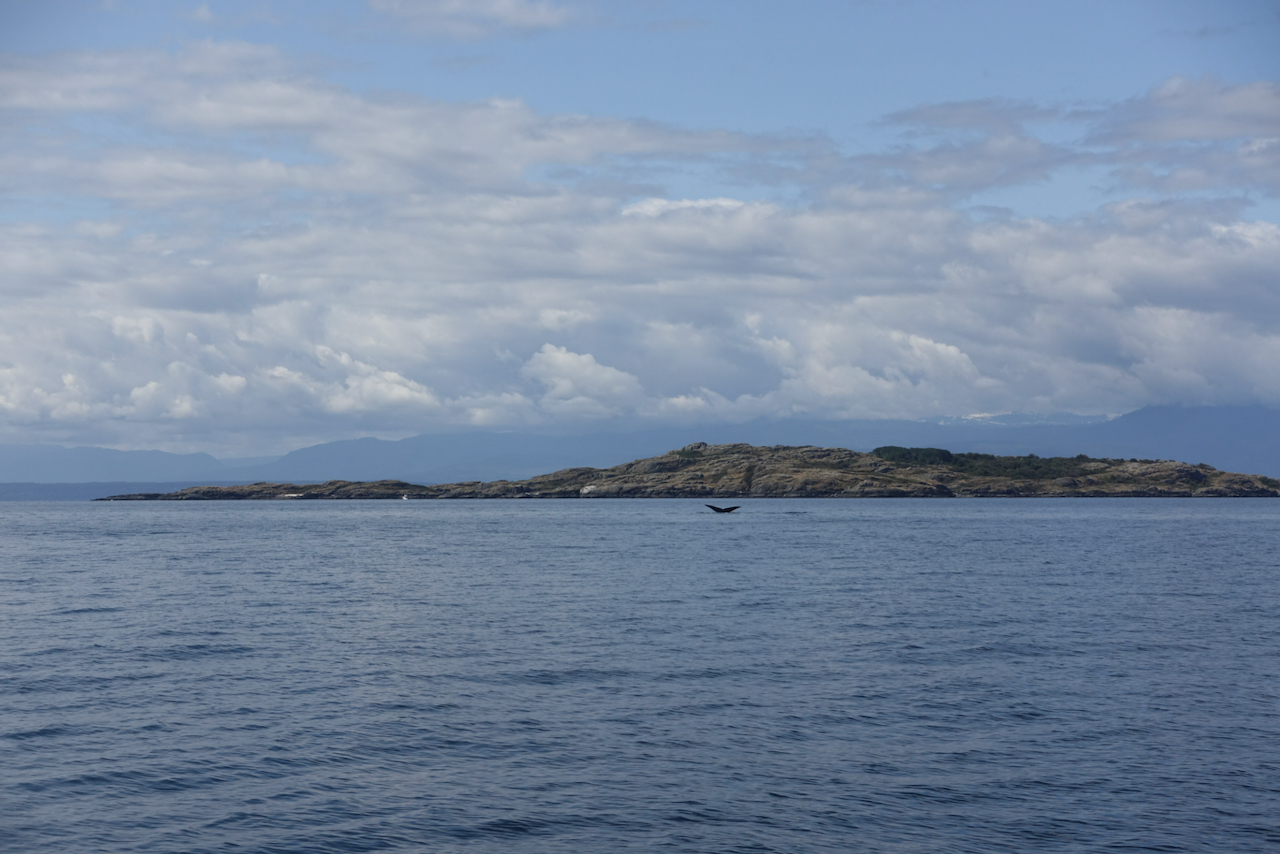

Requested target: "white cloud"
[
  {"left": 212, "top": 373, "right": 247, "bottom": 394},
  {"left": 1090, "top": 77, "right": 1280, "bottom": 144},
  {"left": 1, "top": 45, "right": 1278, "bottom": 454},
  {"left": 313, "top": 346, "right": 441, "bottom": 413},
  {"left": 0, "top": 45, "right": 766, "bottom": 217},
  {"left": 1080, "top": 78, "right": 1280, "bottom": 198},
  {"left": 521, "top": 344, "right": 644, "bottom": 417},
  {"left": 867, "top": 79, "right": 1280, "bottom": 200},
  {"left": 622, "top": 197, "right": 747, "bottom": 216},
  {"left": 536, "top": 308, "right": 591, "bottom": 329}
]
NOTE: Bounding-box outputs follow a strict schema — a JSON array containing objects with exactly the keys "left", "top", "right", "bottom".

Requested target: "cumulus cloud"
[
  {"left": 1, "top": 45, "right": 1278, "bottom": 454},
  {"left": 521, "top": 344, "right": 645, "bottom": 418}
]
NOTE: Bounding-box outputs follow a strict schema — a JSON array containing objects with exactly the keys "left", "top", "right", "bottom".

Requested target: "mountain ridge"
[{"left": 8, "top": 405, "right": 1280, "bottom": 490}]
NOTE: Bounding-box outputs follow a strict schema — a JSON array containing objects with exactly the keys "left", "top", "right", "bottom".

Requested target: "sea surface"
[{"left": 2, "top": 499, "right": 1278, "bottom": 853}]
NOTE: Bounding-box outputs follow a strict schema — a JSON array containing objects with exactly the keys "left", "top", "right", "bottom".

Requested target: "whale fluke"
[{"left": 706, "top": 504, "right": 740, "bottom": 513}]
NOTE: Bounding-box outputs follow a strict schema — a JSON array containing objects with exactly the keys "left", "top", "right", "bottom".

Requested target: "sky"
[{"left": 1, "top": 0, "right": 1278, "bottom": 456}]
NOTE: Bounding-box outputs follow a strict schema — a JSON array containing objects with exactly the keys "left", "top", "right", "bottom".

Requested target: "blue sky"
[{"left": 1, "top": 0, "right": 1278, "bottom": 454}]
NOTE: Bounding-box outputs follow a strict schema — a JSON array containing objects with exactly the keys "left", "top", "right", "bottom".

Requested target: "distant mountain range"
[{"left": 3, "top": 405, "right": 1278, "bottom": 499}]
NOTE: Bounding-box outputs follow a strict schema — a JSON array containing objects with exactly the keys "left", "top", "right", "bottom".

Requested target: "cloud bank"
[{"left": 1, "top": 43, "right": 1278, "bottom": 454}]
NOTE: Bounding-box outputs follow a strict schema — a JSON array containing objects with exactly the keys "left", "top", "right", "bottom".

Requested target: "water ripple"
[{"left": 1, "top": 498, "right": 1278, "bottom": 852}]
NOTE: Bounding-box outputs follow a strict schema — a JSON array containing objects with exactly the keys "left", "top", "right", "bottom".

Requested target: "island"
[{"left": 96, "top": 443, "right": 1280, "bottom": 500}]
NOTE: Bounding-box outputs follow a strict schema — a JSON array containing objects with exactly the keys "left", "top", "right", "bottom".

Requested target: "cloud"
[
  {"left": 1088, "top": 77, "right": 1280, "bottom": 144},
  {"left": 886, "top": 99, "right": 1055, "bottom": 137},
  {"left": 1, "top": 45, "right": 1278, "bottom": 453},
  {"left": 0, "top": 43, "right": 771, "bottom": 214},
  {"left": 863, "top": 80, "right": 1280, "bottom": 200},
  {"left": 622, "top": 197, "right": 746, "bottom": 216},
  {"left": 1082, "top": 77, "right": 1280, "bottom": 198},
  {"left": 521, "top": 344, "right": 645, "bottom": 418}
]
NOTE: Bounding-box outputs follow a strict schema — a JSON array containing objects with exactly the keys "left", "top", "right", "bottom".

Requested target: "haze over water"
[{"left": 3, "top": 499, "right": 1278, "bottom": 853}]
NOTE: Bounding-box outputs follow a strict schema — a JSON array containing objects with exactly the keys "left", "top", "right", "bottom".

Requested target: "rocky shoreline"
[{"left": 97, "top": 443, "right": 1280, "bottom": 500}]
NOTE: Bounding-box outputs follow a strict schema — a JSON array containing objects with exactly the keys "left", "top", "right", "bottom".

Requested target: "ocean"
[{"left": 2, "top": 498, "right": 1278, "bottom": 853}]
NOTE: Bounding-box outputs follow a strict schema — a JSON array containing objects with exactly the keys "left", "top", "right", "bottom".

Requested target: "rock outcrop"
[{"left": 98, "top": 443, "right": 1280, "bottom": 500}]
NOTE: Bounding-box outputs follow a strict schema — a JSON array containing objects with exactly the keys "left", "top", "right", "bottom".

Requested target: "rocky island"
[{"left": 98, "top": 443, "right": 1280, "bottom": 500}]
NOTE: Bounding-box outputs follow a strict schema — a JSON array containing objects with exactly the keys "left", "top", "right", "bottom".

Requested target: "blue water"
[{"left": 2, "top": 499, "right": 1278, "bottom": 853}]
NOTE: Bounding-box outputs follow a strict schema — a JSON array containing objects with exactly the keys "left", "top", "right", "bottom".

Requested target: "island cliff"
[{"left": 98, "top": 443, "right": 1280, "bottom": 500}]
